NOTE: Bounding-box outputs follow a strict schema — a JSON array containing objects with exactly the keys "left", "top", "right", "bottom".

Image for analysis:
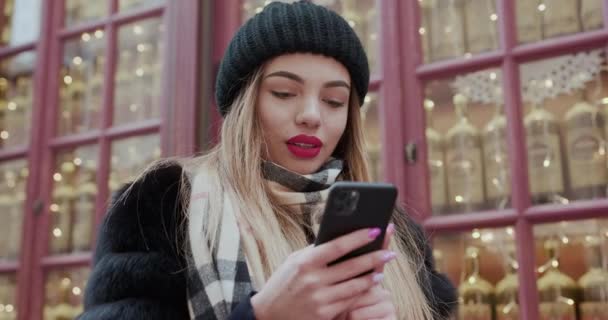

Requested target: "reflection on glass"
[
  {"left": 434, "top": 228, "right": 514, "bottom": 320},
  {"left": 44, "top": 268, "right": 89, "bottom": 319},
  {"left": 1, "top": 0, "right": 42, "bottom": 47},
  {"left": 0, "top": 160, "right": 27, "bottom": 260},
  {"left": 0, "top": 274, "right": 17, "bottom": 320},
  {"left": 58, "top": 33, "right": 106, "bottom": 136},
  {"left": 64, "top": 1, "right": 106, "bottom": 27},
  {"left": 0, "top": 52, "right": 35, "bottom": 148},
  {"left": 361, "top": 93, "right": 382, "bottom": 181},
  {"left": 114, "top": 18, "right": 164, "bottom": 126},
  {"left": 520, "top": 50, "right": 608, "bottom": 205},
  {"left": 425, "top": 68, "right": 509, "bottom": 215},
  {"left": 119, "top": 0, "right": 164, "bottom": 11},
  {"left": 419, "top": 0, "right": 498, "bottom": 63},
  {"left": 109, "top": 134, "right": 160, "bottom": 193},
  {"left": 534, "top": 219, "right": 608, "bottom": 319},
  {"left": 516, "top": 0, "right": 604, "bottom": 44},
  {"left": 49, "top": 146, "right": 98, "bottom": 255}
]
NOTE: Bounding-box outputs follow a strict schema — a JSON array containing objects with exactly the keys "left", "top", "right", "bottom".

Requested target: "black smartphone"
[{"left": 315, "top": 181, "right": 397, "bottom": 266}]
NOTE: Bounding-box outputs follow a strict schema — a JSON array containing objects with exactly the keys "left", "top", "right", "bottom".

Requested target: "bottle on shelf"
[
  {"left": 495, "top": 245, "right": 519, "bottom": 320},
  {"left": 578, "top": 235, "right": 608, "bottom": 319},
  {"left": 537, "top": 238, "right": 580, "bottom": 320},
  {"left": 445, "top": 94, "right": 485, "bottom": 213},
  {"left": 524, "top": 100, "right": 567, "bottom": 205},
  {"left": 424, "top": 98, "right": 447, "bottom": 214},
  {"left": 483, "top": 99, "right": 510, "bottom": 210},
  {"left": 563, "top": 96, "right": 607, "bottom": 200},
  {"left": 458, "top": 246, "right": 495, "bottom": 320}
]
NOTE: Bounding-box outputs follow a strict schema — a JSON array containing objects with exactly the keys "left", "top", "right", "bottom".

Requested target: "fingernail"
[
  {"left": 372, "top": 272, "right": 384, "bottom": 283},
  {"left": 387, "top": 223, "right": 395, "bottom": 233},
  {"left": 382, "top": 251, "right": 397, "bottom": 262},
  {"left": 368, "top": 228, "right": 381, "bottom": 239}
]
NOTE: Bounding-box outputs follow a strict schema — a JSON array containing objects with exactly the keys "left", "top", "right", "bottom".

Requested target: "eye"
[
  {"left": 271, "top": 91, "right": 295, "bottom": 99},
  {"left": 324, "top": 99, "right": 345, "bottom": 108}
]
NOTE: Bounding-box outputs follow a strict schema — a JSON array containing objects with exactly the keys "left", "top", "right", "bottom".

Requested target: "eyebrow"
[{"left": 265, "top": 70, "right": 350, "bottom": 90}]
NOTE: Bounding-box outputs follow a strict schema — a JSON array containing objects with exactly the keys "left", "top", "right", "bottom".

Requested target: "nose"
[{"left": 295, "top": 96, "right": 321, "bottom": 128}]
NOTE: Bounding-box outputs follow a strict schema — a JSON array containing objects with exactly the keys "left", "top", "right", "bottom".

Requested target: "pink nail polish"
[
  {"left": 382, "top": 251, "right": 397, "bottom": 262},
  {"left": 372, "top": 273, "right": 384, "bottom": 283},
  {"left": 387, "top": 223, "right": 395, "bottom": 233},
  {"left": 368, "top": 228, "right": 381, "bottom": 239}
]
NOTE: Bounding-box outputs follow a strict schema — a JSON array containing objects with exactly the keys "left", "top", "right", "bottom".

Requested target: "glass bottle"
[
  {"left": 445, "top": 94, "right": 485, "bottom": 213},
  {"left": 458, "top": 246, "right": 495, "bottom": 320},
  {"left": 563, "top": 99, "right": 607, "bottom": 200},
  {"left": 578, "top": 235, "right": 608, "bottom": 319},
  {"left": 537, "top": 238, "right": 580, "bottom": 320},
  {"left": 541, "top": 0, "right": 580, "bottom": 39},
  {"left": 463, "top": 0, "right": 497, "bottom": 54},
  {"left": 429, "top": 0, "right": 465, "bottom": 61},
  {"left": 496, "top": 246, "right": 519, "bottom": 320},
  {"left": 425, "top": 98, "right": 447, "bottom": 214},
  {"left": 483, "top": 101, "right": 510, "bottom": 209},
  {"left": 524, "top": 102, "right": 566, "bottom": 204}
]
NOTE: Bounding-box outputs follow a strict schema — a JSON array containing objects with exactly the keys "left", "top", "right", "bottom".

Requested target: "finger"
[
  {"left": 311, "top": 228, "right": 382, "bottom": 266},
  {"left": 315, "top": 271, "right": 384, "bottom": 304},
  {"left": 377, "top": 224, "right": 395, "bottom": 273},
  {"left": 349, "top": 285, "right": 385, "bottom": 309},
  {"left": 348, "top": 301, "right": 394, "bottom": 320},
  {"left": 322, "top": 250, "right": 396, "bottom": 284},
  {"left": 317, "top": 295, "right": 360, "bottom": 320}
]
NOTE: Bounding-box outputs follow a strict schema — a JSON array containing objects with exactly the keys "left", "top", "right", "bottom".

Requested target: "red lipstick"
[{"left": 286, "top": 135, "right": 323, "bottom": 158}]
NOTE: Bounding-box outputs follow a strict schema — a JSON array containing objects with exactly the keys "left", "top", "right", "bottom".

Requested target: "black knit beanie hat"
[{"left": 215, "top": 0, "right": 369, "bottom": 117}]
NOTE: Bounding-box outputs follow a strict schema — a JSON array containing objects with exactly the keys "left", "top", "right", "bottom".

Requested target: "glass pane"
[
  {"left": 0, "top": 273, "right": 17, "bottom": 320},
  {"left": 434, "top": 227, "right": 517, "bottom": 319},
  {"left": 0, "top": 160, "right": 27, "bottom": 260},
  {"left": 520, "top": 50, "right": 608, "bottom": 206},
  {"left": 58, "top": 32, "right": 106, "bottom": 136},
  {"left": 533, "top": 219, "right": 608, "bottom": 319},
  {"left": 241, "top": 0, "right": 380, "bottom": 75},
  {"left": 0, "top": 52, "right": 35, "bottom": 149},
  {"left": 361, "top": 93, "right": 383, "bottom": 181},
  {"left": 44, "top": 267, "right": 89, "bottom": 319},
  {"left": 0, "top": 0, "right": 42, "bottom": 47},
  {"left": 49, "top": 145, "right": 98, "bottom": 255},
  {"left": 424, "top": 68, "right": 509, "bottom": 215},
  {"left": 419, "top": 0, "right": 498, "bottom": 64},
  {"left": 321, "top": 0, "right": 380, "bottom": 75},
  {"left": 241, "top": 0, "right": 298, "bottom": 22},
  {"left": 119, "top": 0, "right": 164, "bottom": 12},
  {"left": 64, "top": 1, "right": 107, "bottom": 27},
  {"left": 516, "top": 0, "right": 604, "bottom": 44},
  {"left": 109, "top": 134, "right": 161, "bottom": 193},
  {"left": 114, "top": 18, "right": 164, "bottom": 127}
]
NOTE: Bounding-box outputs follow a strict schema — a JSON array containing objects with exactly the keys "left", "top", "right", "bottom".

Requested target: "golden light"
[
  {"left": 538, "top": 3, "right": 546, "bottom": 11},
  {"left": 490, "top": 13, "right": 498, "bottom": 21},
  {"left": 137, "top": 43, "right": 146, "bottom": 52},
  {"left": 5, "top": 305, "right": 13, "bottom": 313},
  {"left": 81, "top": 32, "right": 91, "bottom": 42},
  {"left": 472, "top": 229, "right": 481, "bottom": 239},
  {"left": 53, "top": 228, "right": 63, "bottom": 237},
  {"left": 364, "top": 96, "right": 372, "bottom": 104},
  {"left": 53, "top": 173, "right": 62, "bottom": 182},
  {"left": 490, "top": 72, "right": 497, "bottom": 80},
  {"left": 72, "top": 286, "right": 82, "bottom": 295},
  {"left": 7, "top": 101, "right": 16, "bottom": 111},
  {"left": 64, "top": 75, "right": 73, "bottom": 85},
  {"left": 73, "top": 157, "right": 82, "bottom": 166},
  {"left": 50, "top": 204, "right": 59, "bottom": 212},
  {"left": 418, "top": 27, "right": 426, "bottom": 35},
  {"left": 133, "top": 25, "right": 144, "bottom": 35},
  {"left": 61, "top": 277, "right": 71, "bottom": 286},
  {"left": 94, "top": 29, "right": 104, "bottom": 38},
  {"left": 73, "top": 56, "right": 83, "bottom": 65},
  {"left": 135, "top": 68, "right": 144, "bottom": 77},
  {"left": 0, "top": 131, "right": 9, "bottom": 140}
]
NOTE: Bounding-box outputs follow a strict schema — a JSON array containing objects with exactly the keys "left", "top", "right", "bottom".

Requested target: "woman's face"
[{"left": 257, "top": 53, "right": 351, "bottom": 175}]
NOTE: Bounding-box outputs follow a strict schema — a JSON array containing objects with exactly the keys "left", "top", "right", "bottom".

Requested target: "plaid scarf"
[{"left": 186, "top": 159, "right": 344, "bottom": 319}]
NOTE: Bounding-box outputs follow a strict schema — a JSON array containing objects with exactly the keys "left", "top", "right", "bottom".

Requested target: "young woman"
[{"left": 79, "top": 1, "right": 456, "bottom": 319}]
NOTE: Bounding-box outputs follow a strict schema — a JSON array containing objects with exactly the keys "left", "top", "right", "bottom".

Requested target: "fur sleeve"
[{"left": 79, "top": 164, "right": 190, "bottom": 320}]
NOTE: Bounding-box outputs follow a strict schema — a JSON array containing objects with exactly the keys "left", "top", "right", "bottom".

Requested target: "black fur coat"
[{"left": 79, "top": 164, "right": 457, "bottom": 319}]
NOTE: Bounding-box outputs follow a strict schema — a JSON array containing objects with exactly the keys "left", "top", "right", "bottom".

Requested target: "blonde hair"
[{"left": 142, "top": 66, "right": 436, "bottom": 319}]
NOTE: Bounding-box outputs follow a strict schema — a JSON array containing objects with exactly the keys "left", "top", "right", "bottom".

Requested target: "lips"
[{"left": 286, "top": 135, "right": 323, "bottom": 159}]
